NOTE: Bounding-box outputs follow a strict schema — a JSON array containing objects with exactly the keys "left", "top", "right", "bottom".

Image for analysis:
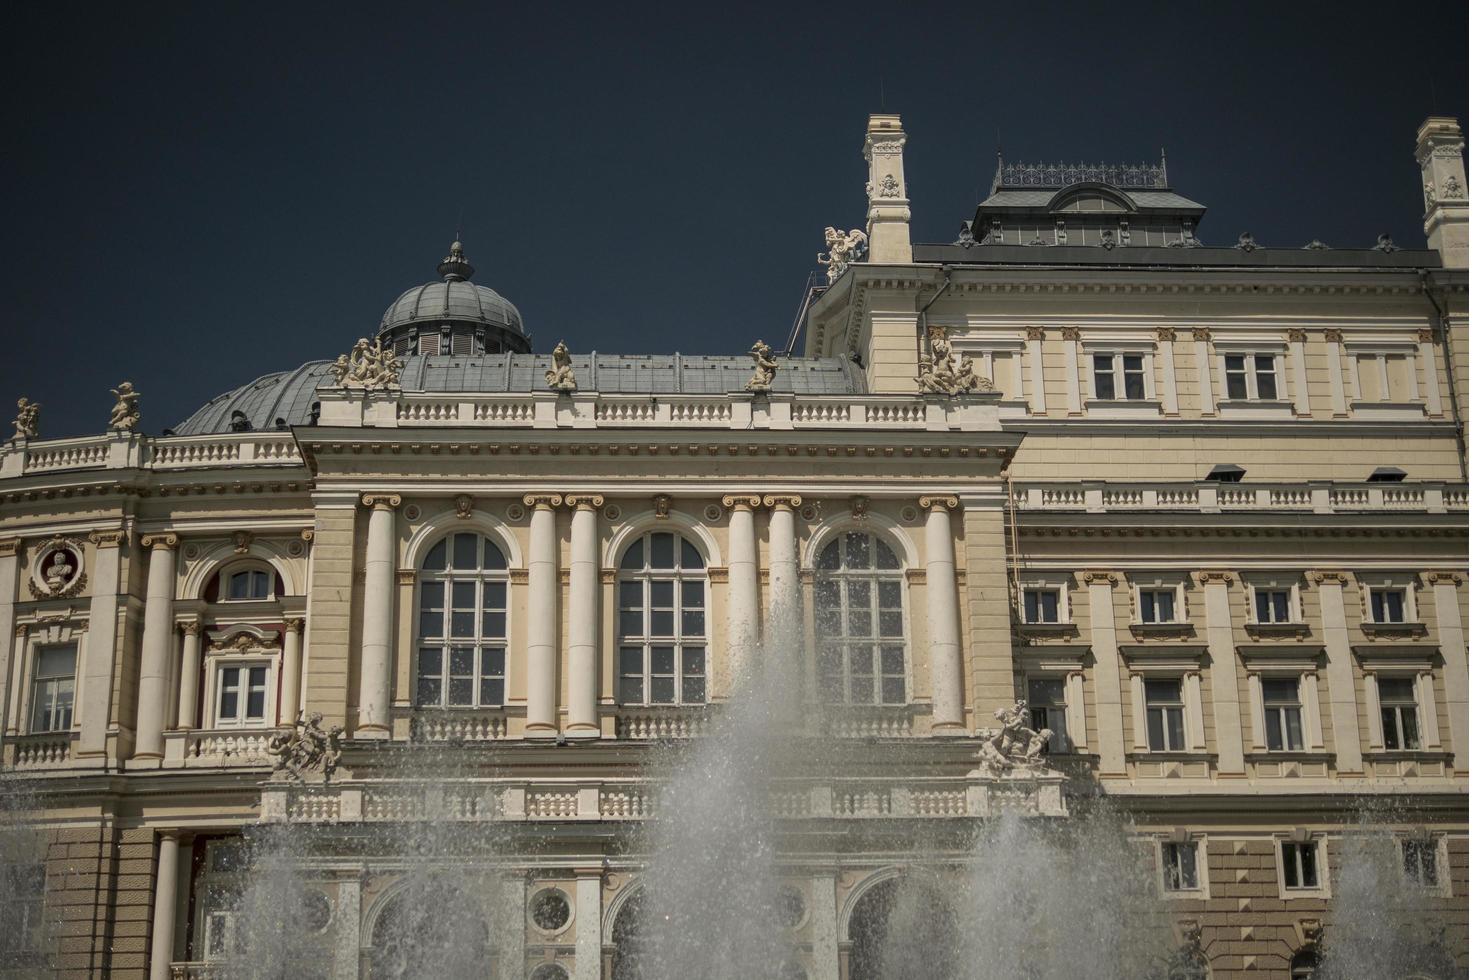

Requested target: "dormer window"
[
  {"left": 1206, "top": 464, "right": 1245, "bottom": 483},
  {"left": 1367, "top": 466, "right": 1407, "bottom": 483}
]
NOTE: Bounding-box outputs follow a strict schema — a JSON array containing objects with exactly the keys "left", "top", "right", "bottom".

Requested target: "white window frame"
[
  {"left": 1245, "top": 578, "right": 1302, "bottom": 626},
  {"left": 27, "top": 643, "right": 79, "bottom": 735},
  {"left": 1086, "top": 345, "right": 1156, "bottom": 403},
  {"left": 615, "top": 529, "right": 710, "bottom": 708},
  {"left": 1130, "top": 577, "right": 1189, "bottom": 626},
  {"left": 1276, "top": 834, "right": 1329, "bottom": 898},
  {"left": 1122, "top": 648, "right": 1208, "bottom": 754},
  {"left": 1369, "top": 673, "right": 1425, "bottom": 751},
  {"left": 1364, "top": 584, "right": 1416, "bottom": 625},
  {"left": 14, "top": 620, "right": 87, "bottom": 741},
  {"left": 1217, "top": 347, "right": 1287, "bottom": 402},
  {"left": 1241, "top": 655, "right": 1326, "bottom": 754},
  {"left": 207, "top": 659, "right": 276, "bottom": 730},
  {"left": 1156, "top": 834, "right": 1210, "bottom": 899},
  {"left": 217, "top": 562, "right": 277, "bottom": 603},
  {"left": 413, "top": 532, "right": 511, "bottom": 710},
  {"left": 1018, "top": 578, "right": 1070, "bottom": 625},
  {"left": 813, "top": 530, "right": 911, "bottom": 707},
  {"left": 1398, "top": 835, "right": 1451, "bottom": 897},
  {"left": 202, "top": 629, "right": 281, "bottom": 730},
  {"left": 1258, "top": 674, "right": 1307, "bottom": 752}
]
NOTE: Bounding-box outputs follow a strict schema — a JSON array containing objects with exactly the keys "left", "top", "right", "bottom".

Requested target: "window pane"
[
  {"left": 422, "top": 540, "right": 447, "bottom": 572},
  {"left": 814, "top": 581, "right": 839, "bottom": 609},
  {"left": 452, "top": 581, "right": 475, "bottom": 609},
  {"left": 650, "top": 533, "right": 675, "bottom": 569},
  {"left": 1024, "top": 590, "right": 1039, "bottom": 623},
  {"left": 847, "top": 610, "right": 872, "bottom": 637},
  {"left": 1029, "top": 678, "right": 1065, "bottom": 705},
  {"left": 683, "top": 580, "right": 704, "bottom": 607},
  {"left": 1285, "top": 709, "right": 1303, "bottom": 751},
  {"left": 681, "top": 538, "right": 703, "bottom": 569},
  {"left": 1254, "top": 591, "right": 1270, "bottom": 623},
  {"left": 880, "top": 677, "right": 905, "bottom": 704},
  {"left": 651, "top": 610, "right": 675, "bottom": 635},
  {"left": 683, "top": 677, "right": 706, "bottom": 703},
  {"left": 620, "top": 538, "right": 644, "bottom": 570},
  {"left": 482, "top": 541, "right": 507, "bottom": 570},
  {"left": 1299, "top": 843, "right": 1317, "bottom": 886},
  {"left": 815, "top": 542, "right": 840, "bottom": 570},
  {"left": 228, "top": 573, "right": 249, "bottom": 600},
  {"left": 418, "top": 648, "right": 442, "bottom": 677},
  {"left": 619, "top": 610, "right": 644, "bottom": 637},
  {"left": 880, "top": 646, "right": 904, "bottom": 674},
  {"left": 1094, "top": 356, "right": 1115, "bottom": 400},
  {"left": 681, "top": 610, "right": 705, "bottom": 636},
  {"left": 481, "top": 611, "right": 506, "bottom": 638},
  {"left": 1157, "top": 591, "right": 1175, "bottom": 621},
  {"left": 620, "top": 580, "right": 644, "bottom": 610},
  {"left": 619, "top": 676, "right": 644, "bottom": 703},
  {"left": 618, "top": 647, "right": 643, "bottom": 676},
  {"left": 481, "top": 678, "right": 504, "bottom": 706},
  {"left": 878, "top": 611, "right": 904, "bottom": 638},
  {"left": 452, "top": 533, "right": 478, "bottom": 570},
  {"left": 874, "top": 540, "right": 900, "bottom": 570},
  {"left": 650, "top": 580, "right": 674, "bottom": 607},
  {"left": 1262, "top": 678, "right": 1297, "bottom": 704},
  {"left": 1147, "top": 709, "right": 1165, "bottom": 750},
  {"left": 483, "top": 648, "right": 505, "bottom": 676},
  {"left": 220, "top": 689, "right": 239, "bottom": 720},
  {"left": 482, "top": 581, "right": 507, "bottom": 609},
  {"left": 420, "top": 580, "right": 445, "bottom": 608},
  {"left": 37, "top": 647, "right": 75, "bottom": 677},
  {"left": 1146, "top": 679, "right": 1181, "bottom": 704},
  {"left": 246, "top": 687, "right": 266, "bottom": 720},
  {"left": 650, "top": 677, "right": 675, "bottom": 704},
  {"left": 1401, "top": 708, "right": 1420, "bottom": 749},
  {"left": 651, "top": 647, "right": 675, "bottom": 674},
  {"left": 1383, "top": 707, "right": 1402, "bottom": 749},
  {"left": 847, "top": 580, "right": 870, "bottom": 607},
  {"left": 417, "top": 676, "right": 442, "bottom": 706},
  {"left": 448, "top": 678, "right": 473, "bottom": 705},
  {"left": 451, "top": 612, "right": 474, "bottom": 638},
  {"left": 450, "top": 648, "right": 475, "bottom": 676},
  {"left": 877, "top": 580, "right": 902, "bottom": 608},
  {"left": 1167, "top": 710, "right": 1185, "bottom": 752},
  {"left": 1257, "top": 366, "right": 1278, "bottom": 400},
  {"left": 683, "top": 648, "right": 705, "bottom": 675},
  {"left": 419, "top": 612, "right": 443, "bottom": 638},
  {"left": 1265, "top": 711, "right": 1284, "bottom": 751},
  {"left": 845, "top": 532, "right": 871, "bottom": 569}
]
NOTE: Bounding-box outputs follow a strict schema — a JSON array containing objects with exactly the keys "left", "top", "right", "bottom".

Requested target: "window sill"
[
  {"left": 1244, "top": 750, "right": 1332, "bottom": 762},
  {"left": 1244, "top": 622, "right": 1312, "bottom": 639},
  {"left": 1359, "top": 621, "right": 1428, "bottom": 639},
  {"left": 1362, "top": 749, "right": 1451, "bottom": 761},
  {"left": 1127, "top": 750, "right": 1214, "bottom": 761},
  {"left": 1015, "top": 621, "right": 1080, "bottom": 638},
  {"left": 1217, "top": 399, "right": 1295, "bottom": 420},
  {"left": 1084, "top": 398, "right": 1162, "bottom": 419},
  {"left": 1349, "top": 400, "right": 1427, "bottom": 421},
  {"left": 1129, "top": 622, "right": 1196, "bottom": 639}
]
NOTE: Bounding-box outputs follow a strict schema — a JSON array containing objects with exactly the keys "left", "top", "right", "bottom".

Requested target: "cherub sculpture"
[
  {"left": 744, "top": 339, "right": 778, "bottom": 392},
  {"left": 326, "top": 337, "right": 402, "bottom": 391},
  {"left": 267, "top": 711, "right": 343, "bottom": 783},
  {"left": 109, "top": 383, "right": 141, "bottom": 431},
  {"left": 544, "top": 340, "right": 577, "bottom": 391},
  {"left": 12, "top": 397, "right": 39, "bottom": 440},
  {"left": 817, "top": 226, "right": 868, "bottom": 284},
  {"left": 974, "top": 699, "right": 1054, "bottom": 776}
]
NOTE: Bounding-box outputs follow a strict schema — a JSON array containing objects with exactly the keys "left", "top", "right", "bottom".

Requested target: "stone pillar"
[
  {"left": 1157, "top": 327, "right": 1179, "bottom": 415},
  {"left": 810, "top": 872, "right": 840, "bottom": 980},
  {"left": 1192, "top": 329, "right": 1215, "bottom": 415},
  {"left": 1084, "top": 572, "right": 1127, "bottom": 773},
  {"left": 574, "top": 870, "right": 602, "bottom": 980},
  {"left": 920, "top": 496, "right": 964, "bottom": 734},
  {"left": 280, "top": 618, "right": 305, "bottom": 725},
  {"left": 134, "top": 534, "right": 179, "bottom": 761},
  {"left": 1025, "top": 326, "right": 1047, "bottom": 415},
  {"left": 1325, "top": 329, "right": 1348, "bottom": 417},
  {"left": 1417, "top": 115, "right": 1469, "bottom": 268},
  {"left": 175, "top": 623, "right": 202, "bottom": 731},
  {"left": 1198, "top": 572, "right": 1245, "bottom": 774},
  {"left": 1313, "top": 571, "right": 1363, "bottom": 773},
  {"left": 331, "top": 875, "right": 362, "bottom": 980},
  {"left": 1427, "top": 572, "right": 1469, "bottom": 755},
  {"left": 357, "top": 494, "right": 400, "bottom": 738},
  {"left": 78, "top": 529, "right": 125, "bottom": 758},
  {"left": 148, "top": 831, "right": 181, "bottom": 980},
  {"left": 763, "top": 495, "right": 803, "bottom": 642},
  {"left": 566, "top": 495, "right": 603, "bottom": 739},
  {"left": 0, "top": 539, "right": 18, "bottom": 742},
  {"left": 525, "top": 493, "right": 563, "bottom": 737},
  {"left": 1288, "top": 329, "right": 1312, "bottom": 416},
  {"left": 863, "top": 114, "right": 912, "bottom": 264},
  {"left": 722, "top": 495, "right": 762, "bottom": 682}
]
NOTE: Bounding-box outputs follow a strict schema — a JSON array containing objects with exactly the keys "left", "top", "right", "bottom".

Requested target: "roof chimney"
[
  {"left": 1417, "top": 116, "right": 1469, "bottom": 268},
  {"left": 863, "top": 114, "right": 912, "bottom": 264}
]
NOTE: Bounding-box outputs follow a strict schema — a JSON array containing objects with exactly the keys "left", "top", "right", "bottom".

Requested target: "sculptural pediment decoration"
[
  {"left": 109, "top": 382, "right": 141, "bottom": 432},
  {"left": 12, "top": 397, "right": 40, "bottom": 441},
  {"left": 744, "top": 339, "right": 778, "bottom": 392},
  {"left": 916, "top": 326, "right": 991, "bottom": 396},
  {"left": 817, "top": 226, "right": 868, "bottom": 284},
  {"left": 327, "top": 337, "right": 402, "bottom": 391},
  {"left": 974, "top": 699, "right": 1056, "bottom": 776},
  {"left": 544, "top": 340, "right": 577, "bottom": 392},
  {"left": 268, "top": 711, "right": 343, "bottom": 783},
  {"left": 27, "top": 536, "right": 86, "bottom": 600}
]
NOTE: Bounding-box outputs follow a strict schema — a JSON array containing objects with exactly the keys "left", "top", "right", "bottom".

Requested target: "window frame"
[
  {"left": 1157, "top": 836, "right": 1210, "bottom": 898},
  {"left": 216, "top": 562, "right": 277, "bottom": 603},
  {"left": 1276, "top": 836, "right": 1329, "bottom": 898},
  {"left": 1143, "top": 676, "right": 1188, "bottom": 752},
  {"left": 1217, "top": 349, "right": 1286, "bottom": 403},
  {"left": 1260, "top": 675, "right": 1307, "bottom": 752},
  {"left": 27, "top": 643, "right": 78, "bottom": 735},
  {"left": 210, "top": 660, "right": 274, "bottom": 729},
  {"left": 413, "top": 532, "right": 511, "bottom": 711},
  {"left": 1399, "top": 836, "right": 1451, "bottom": 896},
  {"left": 1025, "top": 675, "right": 1072, "bottom": 754},
  {"left": 614, "top": 530, "right": 710, "bottom": 708},
  {"left": 1132, "top": 579, "right": 1188, "bottom": 626},
  {"left": 1375, "top": 674, "right": 1423, "bottom": 751},
  {"left": 1246, "top": 580, "right": 1301, "bottom": 625},
  {"left": 1019, "top": 581, "right": 1069, "bottom": 625},
  {"left": 1089, "top": 349, "right": 1154, "bottom": 402},
  {"left": 813, "top": 530, "right": 910, "bottom": 707}
]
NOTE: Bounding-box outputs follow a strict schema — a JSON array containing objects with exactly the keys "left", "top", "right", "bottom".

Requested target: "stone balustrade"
[
  {"left": 0, "top": 431, "right": 304, "bottom": 478},
  {"left": 159, "top": 729, "right": 276, "bottom": 768},
  {"left": 6, "top": 733, "right": 75, "bottom": 770},
  {"left": 1015, "top": 481, "right": 1469, "bottom": 516}
]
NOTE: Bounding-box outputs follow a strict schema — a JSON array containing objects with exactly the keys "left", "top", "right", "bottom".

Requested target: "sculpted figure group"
[
  {"left": 974, "top": 699, "right": 1054, "bottom": 776},
  {"left": 267, "top": 712, "right": 343, "bottom": 783},
  {"left": 109, "top": 382, "right": 141, "bottom": 432},
  {"left": 328, "top": 337, "right": 403, "bottom": 391},
  {"left": 917, "top": 327, "right": 990, "bottom": 395},
  {"left": 11, "top": 397, "right": 39, "bottom": 440},
  {"left": 817, "top": 226, "right": 868, "bottom": 284},
  {"left": 545, "top": 340, "right": 577, "bottom": 391}
]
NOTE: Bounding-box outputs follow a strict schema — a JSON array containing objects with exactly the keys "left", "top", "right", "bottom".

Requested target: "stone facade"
[{"left": 2, "top": 113, "right": 1469, "bottom": 979}]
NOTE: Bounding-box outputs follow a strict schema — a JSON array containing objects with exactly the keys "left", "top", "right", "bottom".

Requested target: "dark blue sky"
[{"left": 3, "top": 1, "right": 1466, "bottom": 438}]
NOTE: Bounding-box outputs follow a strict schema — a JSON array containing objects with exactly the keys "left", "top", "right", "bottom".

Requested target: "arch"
[
  {"left": 403, "top": 509, "right": 523, "bottom": 569},
  {"left": 602, "top": 511, "right": 722, "bottom": 569},
  {"left": 606, "top": 883, "right": 651, "bottom": 980},
  {"left": 601, "top": 878, "right": 644, "bottom": 938},
  {"left": 182, "top": 539, "right": 303, "bottom": 600},
  {"left": 361, "top": 876, "right": 493, "bottom": 980},
  {"left": 802, "top": 513, "right": 917, "bottom": 572},
  {"left": 841, "top": 871, "right": 958, "bottom": 980},
  {"left": 1046, "top": 182, "right": 1138, "bottom": 213}
]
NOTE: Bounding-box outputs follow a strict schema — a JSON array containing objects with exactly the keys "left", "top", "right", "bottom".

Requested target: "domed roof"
[{"left": 377, "top": 240, "right": 525, "bottom": 339}]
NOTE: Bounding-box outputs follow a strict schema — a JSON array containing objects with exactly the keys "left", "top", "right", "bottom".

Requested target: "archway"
[
  {"left": 847, "top": 877, "right": 958, "bottom": 980},
  {"left": 367, "top": 880, "right": 493, "bottom": 979}
]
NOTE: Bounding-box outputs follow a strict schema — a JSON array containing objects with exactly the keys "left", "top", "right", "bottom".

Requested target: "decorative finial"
[
  {"left": 108, "top": 382, "right": 141, "bottom": 432},
  {"left": 437, "top": 239, "right": 475, "bottom": 282},
  {"left": 12, "top": 397, "right": 40, "bottom": 441},
  {"left": 544, "top": 341, "right": 577, "bottom": 392}
]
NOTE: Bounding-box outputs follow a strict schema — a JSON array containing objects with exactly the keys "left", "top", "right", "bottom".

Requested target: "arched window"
[
  {"left": 617, "top": 532, "right": 707, "bottom": 706},
  {"left": 814, "top": 532, "right": 906, "bottom": 705},
  {"left": 415, "top": 533, "right": 509, "bottom": 708},
  {"left": 1290, "top": 951, "right": 1317, "bottom": 979},
  {"left": 368, "top": 881, "right": 490, "bottom": 979},
  {"left": 221, "top": 566, "right": 274, "bottom": 602},
  {"left": 848, "top": 877, "right": 957, "bottom": 980}
]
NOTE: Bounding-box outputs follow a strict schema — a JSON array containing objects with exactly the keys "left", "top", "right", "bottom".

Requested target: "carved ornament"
[
  {"left": 904, "top": 569, "right": 927, "bottom": 585},
  {"left": 326, "top": 338, "right": 401, "bottom": 391},
  {"left": 1190, "top": 328, "right": 1211, "bottom": 342},
  {"left": 544, "top": 341, "right": 577, "bottom": 392},
  {"left": 918, "top": 495, "right": 959, "bottom": 511},
  {"left": 974, "top": 699, "right": 1057, "bottom": 776},
  {"left": 86, "top": 529, "right": 124, "bottom": 550},
  {"left": 650, "top": 494, "right": 672, "bottom": 518},
  {"left": 396, "top": 569, "right": 416, "bottom": 585},
  {"left": 1155, "top": 327, "right": 1176, "bottom": 343},
  {"left": 600, "top": 569, "right": 616, "bottom": 584},
  {"left": 566, "top": 494, "right": 605, "bottom": 510},
  {"left": 1195, "top": 571, "right": 1234, "bottom": 586},
  {"left": 213, "top": 630, "right": 278, "bottom": 654},
  {"left": 0, "top": 538, "right": 19, "bottom": 558},
  {"left": 763, "top": 494, "right": 803, "bottom": 510},
  {"left": 510, "top": 569, "right": 530, "bottom": 584},
  {"left": 917, "top": 325, "right": 990, "bottom": 396},
  {"left": 1309, "top": 571, "right": 1350, "bottom": 586},
  {"left": 182, "top": 621, "right": 201, "bottom": 636},
  {"left": 1417, "top": 328, "right": 1435, "bottom": 343},
  {"left": 27, "top": 535, "right": 86, "bottom": 599},
  {"left": 707, "top": 567, "right": 730, "bottom": 583},
  {"left": 361, "top": 493, "right": 402, "bottom": 510},
  {"left": 1323, "top": 329, "right": 1344, "bottom": 343},
  {"left": 868, "top": 139, "right": 905, "bottom": 154},
  {"left": 849, "top": 495, "right": 869, "bottom": 521},
  {"left": 721, "top": 494, "right": 763, "bottom": 510},
  {"left": 1060, "top": 327, "right": 1081, "bottom": 342},
  {"left": 1423, "top": 572, "right": 1463, "bottom": 586},
  {"left": 817, "top": 228, "right": 867, "bottom": 284},
  {"left": 232, "top": 531, "right": 253, "bottom": 554},
  {"left": 141, "top": 533, "right": 179, "bottom": 550},
  {"left": 1081, "top": 571, "right": 1117, "bottom": 586},
  {"left": 300, "top": 529, "right": 316, "bottom": 543},
  {"left": 108, "top": 382, "right": 141, "bottom": 432},
  {"left": 1288, "top": 329, "right": 1308, "bottom": 343},
  {"left": 454, "top": 494, "right": 475, "bottom": 519},
  {"left": 523, "top": 493, "right": 563, "bottom": 509}
]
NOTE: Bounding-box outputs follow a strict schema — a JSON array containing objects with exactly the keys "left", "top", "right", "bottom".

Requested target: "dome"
[{"left": 376, "top": 240, "right": 530, "bottom": 355}]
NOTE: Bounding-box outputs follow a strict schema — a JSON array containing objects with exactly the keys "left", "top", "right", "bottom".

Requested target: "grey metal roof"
[
  {"left": 378, "top": 278, "right": 525, "bottom": 336},
  {"left": 978, "top": 189, "right": 1205, "bottom": 211},
  {"left": 173, "top": 353, "right": 866, "bottom": 434}
]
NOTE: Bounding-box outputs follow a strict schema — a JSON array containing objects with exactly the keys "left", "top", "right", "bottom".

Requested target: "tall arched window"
[
  {"left": 814, "top": 532, "right": 906, "bottom": 705},
  {"left": 415, "top": 533, "right": 509, "bottom": 708},
  {"left": 617, "top": 531, "right": 707, "bottom": 705}
]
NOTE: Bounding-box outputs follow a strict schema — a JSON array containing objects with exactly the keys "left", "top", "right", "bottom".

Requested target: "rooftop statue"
[
  {"left": 327, "top": 337, "right": 402, "bottom": 391},
  {"left": 544, "top": 340, "right": 577, "bottom": 392},
  {"left": 108, "top": 382, "right": 141, "bottom": 432},
  {"left": 817, "top": 226, "right": 868, "bottom": 284},
  {"left": 744, "top": 339, "right": 778, "bottom": 392},
  {"left": 267, "top": 712, "right": 343, "bottom": 783},
  {"left": 974, "top": 699, "right": 1054, "bottom": 776},
  {"left": 12, "top": 397, "right": 39, "bottom": 440},
  {"left": 916, "top": 326, "right": 991, "bottom": 396}
]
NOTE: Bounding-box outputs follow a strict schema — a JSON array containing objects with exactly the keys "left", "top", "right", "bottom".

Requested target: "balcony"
[
  {"left": 3, "top": 733, "right": 77, "bottom": 771},
  {"left": 161, "top": 728, "right": 275, "bottom": 768}
]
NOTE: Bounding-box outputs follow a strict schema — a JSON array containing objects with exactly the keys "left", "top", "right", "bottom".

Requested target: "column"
[
  {"left": 1288, "top": 329, "right": 1312, "bottom": 416},
  {"left": 1061, "top": 327, "right": 1082, "bottom": 415},
  {"left": 175, "top": 623, "right": 202, "bottom": 730},
  {"left": 525, "top": 493, "right": 563, "bottom": 737},
  {"left": 0, "top": 539, "right": 18, "bottom": 742},
  {"left": 1192, "top": 329, "right": 1215, "bottom": 415},
  {"left": 279, "top": 618, "right": 305, "bottom": 725},
  {"left": 1324, "top": 329, "right": 1348, "bottom": 416},
  {"left": 1084, "top": 572, "right": 1127, "bottom": 772},
  {"left": 331, "top": 875, "right": 362, "bottom": 980},
  {"left": 810, "top": 872, "right": 840, "bottom": 980},
  {"left": 763, "top": 495, "right": 803, "bottom": 643},
  {"left": 1427, "top": 573, "right": 1469, "bottom": 756},
  {"left": 1314, "top": 571, "right": 1363, "bottom": 772},
  {"left": 148, "top": 831, "right": 181, "bottom": 980},
  {"left": 79, "top": 529, "right": 125, "bottom": 758},
  {"left": 134, "top": 534, "right": 179, "bottom": 760},
  {"left": 1025, "top": 326, "right": 1047, "bottom": 415},
  {"left": 1302, "top": 670, "right": 1325, "bottom": 749},
  {"left": 5, "top": 627, "right": 23, "bottom": 741},
  {"left": 566, "top": 495, "right": 603, "bottom": 739},
  {"left": 722, "top": 495, "right": 762, "bottom": 682},
  {"left": 357, "top": 494, "right": 400, "bottom": 738},
  {"left": 574, "top": 870, "right": 602, "bottom": 980},
  {"left": 1065, "top": 670, "right": 1088, "bottom": 750},
  {"left": 1198, "top": 572, "right": 1245, "bottom": 774},
  {"left": 920, "top": 496, "right": 964, "bottom": 734},
  {"left": 1157, "top": 328, "right": 1180, "bottom": 415}
]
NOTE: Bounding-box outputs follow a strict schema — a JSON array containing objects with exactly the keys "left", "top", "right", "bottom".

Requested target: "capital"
[
  {"left": 762, "top": 494, "right": 803, "bottom": 510},
  {"left": 1155, "top": 327, "right": 1177, "bottom": 343},
  {"left": 1190, "top": 328, "right": 1212, "bottom": 342},
  {"left": 1195, "top": 570, "right": 1234, "bottom": 586},
  {"left": 1309, "top": 570, "right": 1350, "bottom": 586},
  {"left": 523, "top": 493, "right": 564, "bottom": 509},
  {"left": 1424, "top": 571, "right": 1464, "bottom": 587},
  {"left": 87, "top": 529, "right": 126, "bottom": 549},
  {"left": 361, "top": 493, "right": 402, "bottom": 510},
  {"left": 721, "top": 494, "right": 763, "bottom": 510},
  {"left": 1417, "top": 328, "right": 1435, "bottom": 344},
  {"left": 565, "top": 494, "right": 605, "bottom": 510},
  {"left": 1081, "top": 570, "right": 1118, "bottom": 586},
  {"left": 285, "top": 617, "right": 306, "bottom": 633},
  {"left": 141, "top": 533, "right": 179, "bottom": 550},
  {"left": 917, "top": 495, "right": 959, "bottom": 512},
  {"left": 0, "top": 538, "right": 19, "bottom": 558},
  {"left": 1288, "top": 328, "right": 1308, "bottom": 343},
  {"left": 1060, "top": 326, "right": 1082, "bottom": 342},
  {"left": 1025, "top": 326, "right": 1046, "bottom": 341},
  {"left": 181, "top": 621, "right": 201, "bottom": 636},
  {"left": 1322, "top": 329, "right": 1344, "bottom": 344}
]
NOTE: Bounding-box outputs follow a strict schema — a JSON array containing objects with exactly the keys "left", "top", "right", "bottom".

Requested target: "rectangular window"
[
  {"left": 1027, "top": 677, "right": 1069, "bottom": 753},
  {"left": 1093, "top": 354, "right": 1116, "bottom": 400},
  {"left": 1224, "top": 352, "right": 1279, "bottom": 400},
  {"left": 1225, "top": 355, "right": 1250, "bottom": 400},
  {"left": 1022, "top": 588, "right": 1061, "bottom": 624},
  {"left": 1254, "top": 588, "right": 1293, "bottom": 624},
  {"left": 215, "top": 665, "right": 269, "bottom": 727},
  {"left": 1369, "top": 587, "right": 1408, "bottom": 624},
  {"left": 28, "top": 645, "right": 77, "bottom": 734},
  {"left": 1138, "top": 588, "right": 1178, "bottom": 624},
  {"left": 0, "top": 863, "right": 46, "bottom": 958},
  {"left": 1092, "top": 352, "right": 1149, "bottom": 401},
  {"left": 1145, "top": 678, "right": 1186, "bottom": 751},
  {"left": 1402, "top": 839, "right": 1439, "bottom": 888},
  {"left": 1281, "top": 840, "right": 1320, "bottom": 890},
  {"left": 1378, "top": 677, "right": 1421, "bottom": 750},
  {"left": 1161, "top": 842, "right": 1200, "bottom": 892},
  {"left": 1262, "top": 677, "right": 1305, "bottom": 751}
]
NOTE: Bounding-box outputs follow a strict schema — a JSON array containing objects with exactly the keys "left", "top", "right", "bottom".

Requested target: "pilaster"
[
  {"left": 1311, "top": 571, "right": 1363, "bottom": 773},
  {"left": 1197, "top": 571, "right": 1245, "bottom": 774},
  {"left": 1083, "top": 571, "right": 1127, "bottom": 773}
]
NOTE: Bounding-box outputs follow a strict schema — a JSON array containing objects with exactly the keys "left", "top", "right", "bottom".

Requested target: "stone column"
[
  {"left": 134, "top": 534, "right": 179, "bottom": 761},
  {"left": 525, "top": 493, "right": 563, "bottom": 737},
  {"left": 566, "top": 495, "right": 603, "bottom": 739},
  {"left": 1061, "top": 327, "right": 1082, "bottom": 414},
  {"left": 1427, "top": 572, "right": 1469, "bottom": 756},
  {"left": 1084, "top": 572, "right": 1127, "bottom": 773},
  {"left": 920, "top": 496, "right": 964, "bottom": 734},
  {"left": 575, "top": 870, "right": 602, "bottom": 980},
  {"left": 175, "top": 623, "right": 202, "bottom": 731},
  {"left": 763, "top": 495, "right": 803, "bottom": 642},
  {"left": 0, "top": 539, "right": 18, "bottom": 742},
  {"left": 1198, "top": 572, "right": 1245, "bottom": 774},
  {"left": 722, "top": 495, "right": 762, "bottom": 681},
  {"left": 148, "top": 830, "right": 181, "bottom": 980},
  {"left": 5, "top": 626, "right": 24, "bottom": 739},
  {"left": 357, "top": 494, "right": 401, "bottom": 739},
  {"left": 280, "top": 618, "right": 305, "bottom": 725},
  {"left": 1313, "top": 571, "right": 1363, "bottom": 772}
]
